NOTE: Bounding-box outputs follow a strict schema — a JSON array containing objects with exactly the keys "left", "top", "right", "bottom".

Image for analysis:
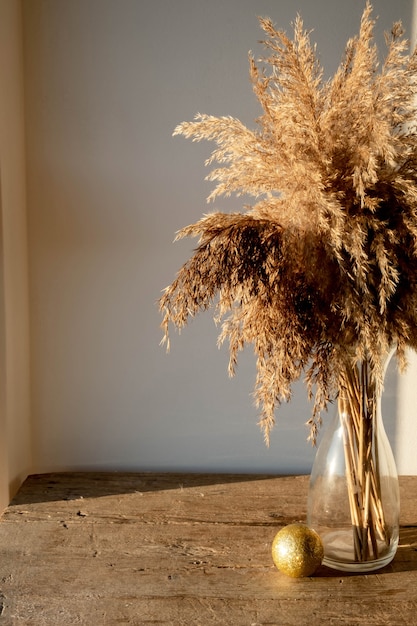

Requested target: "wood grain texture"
[{"left": 0, "top": 473, "right": 416, "bottom": 625}]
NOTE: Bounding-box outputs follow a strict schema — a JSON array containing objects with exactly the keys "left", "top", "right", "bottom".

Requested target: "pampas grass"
[{"left": 160, "top": 2, "right": 417, "bottom": 445}]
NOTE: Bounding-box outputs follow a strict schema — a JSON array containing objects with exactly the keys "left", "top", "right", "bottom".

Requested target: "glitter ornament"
[{"left": 271, "top": 523, "right": 323, "bottom": 577}]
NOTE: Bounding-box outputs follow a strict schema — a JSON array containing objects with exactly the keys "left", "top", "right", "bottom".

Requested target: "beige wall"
[
  {"left": 22, "top": 0, "right": 414, "bottom": 474},
  {"left": 0, "top": 0, "right": 32, "bottom": 508}
]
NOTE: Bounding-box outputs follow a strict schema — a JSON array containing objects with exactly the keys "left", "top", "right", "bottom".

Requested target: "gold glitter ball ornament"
[{"left": 271, "top": 523, "right": 324, "bottom": 578}]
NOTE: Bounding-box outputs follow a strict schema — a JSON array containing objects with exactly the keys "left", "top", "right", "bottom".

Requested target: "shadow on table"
[
  {"left": 390, "top": 526, "right": 417, "bottom": 573},
  {"left": 8, "top": 471, "right": 304, "bottom": 506}
]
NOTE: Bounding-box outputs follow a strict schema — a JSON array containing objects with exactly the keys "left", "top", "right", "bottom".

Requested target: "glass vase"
[{"left": 307, "top": 346, "right": 400, "bottom": 572}]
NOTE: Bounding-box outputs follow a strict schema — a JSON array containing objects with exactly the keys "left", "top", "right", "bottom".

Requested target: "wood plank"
[{"left": 0, "top": 473, "right": 415, "bottom": 624}]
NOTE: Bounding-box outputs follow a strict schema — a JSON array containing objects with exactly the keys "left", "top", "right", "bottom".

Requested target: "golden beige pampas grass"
[{"left": 160, "top": 2, "right": 417, "bottom": 445}]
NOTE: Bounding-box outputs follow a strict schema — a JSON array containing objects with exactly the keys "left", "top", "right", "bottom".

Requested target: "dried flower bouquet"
[{"left": 161, "top": 3, "right": 417, "bottom": 454}]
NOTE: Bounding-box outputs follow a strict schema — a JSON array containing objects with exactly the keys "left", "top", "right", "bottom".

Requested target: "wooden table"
[{"left": 0, "top": 473, "right": 416, "bottom": 625}]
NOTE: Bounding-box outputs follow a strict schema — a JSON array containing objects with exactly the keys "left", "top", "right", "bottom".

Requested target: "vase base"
[
  {"left": 323, "top": 553, "right": 395, "bottom": 573},
  {"left": 321, "top": 530, "right": 398, "bottom": 572}
]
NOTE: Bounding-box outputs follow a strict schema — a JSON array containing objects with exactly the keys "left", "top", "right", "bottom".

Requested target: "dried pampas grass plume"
[{"left": 160, "top": 2, "right": 417, "bottom": 444}]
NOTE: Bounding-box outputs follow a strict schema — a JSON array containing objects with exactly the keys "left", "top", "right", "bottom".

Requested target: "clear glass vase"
[{"left": 307, "top": 346, "right": 400, "bottom": 572}]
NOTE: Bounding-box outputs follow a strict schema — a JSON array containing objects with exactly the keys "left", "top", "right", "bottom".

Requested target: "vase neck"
[{"left": 339, "top": 344, "right": 395, "bottom": 397}]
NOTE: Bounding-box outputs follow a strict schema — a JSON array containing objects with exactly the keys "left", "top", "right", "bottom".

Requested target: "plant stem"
[{"left": 338, "top": 357, "right": 389, "bottom": 562}]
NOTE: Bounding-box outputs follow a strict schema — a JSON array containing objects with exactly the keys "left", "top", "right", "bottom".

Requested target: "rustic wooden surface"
[{"left": 0, "top": 473, "right": 416, "bottom": 625}]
